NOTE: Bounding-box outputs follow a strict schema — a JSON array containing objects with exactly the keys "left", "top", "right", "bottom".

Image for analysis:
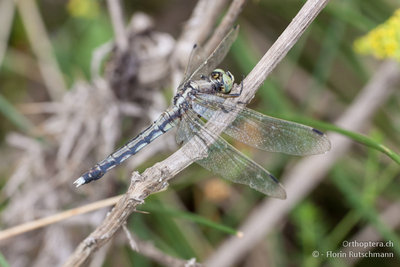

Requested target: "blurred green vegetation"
[{"left": 0, "top": 0, "right": 399, "bottom": 266}]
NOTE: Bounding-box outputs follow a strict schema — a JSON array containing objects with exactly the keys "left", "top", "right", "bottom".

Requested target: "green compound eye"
[
  {"left": 211, "top": 69, "right": 234, "bottom": 94},
  {"left": 211, "top": 71, "right": 221, "bottom": 79}
]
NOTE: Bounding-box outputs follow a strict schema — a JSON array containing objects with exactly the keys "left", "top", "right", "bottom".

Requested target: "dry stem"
[
  {"left": 123, "top": 225, "right": 202, "bottom": 267},
  {"left": 0, "top": 196, "right": 122, "bottom": 242},
  {"left": 106, "top": 0, "right": 128, "bottom": 51}
]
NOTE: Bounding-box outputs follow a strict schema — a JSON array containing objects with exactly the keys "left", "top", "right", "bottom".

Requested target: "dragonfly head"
[{"left": 210, "top": 69, "right": 234, "bottom": 94}]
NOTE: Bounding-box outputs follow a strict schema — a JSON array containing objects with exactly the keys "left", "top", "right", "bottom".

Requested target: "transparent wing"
[
  {"left": 176, "top": 109, "right": 286, "bottom": 199},
  {"left": 184, "top": 26, "right": 239, "bottom": 83},
  {"left": 178, "top": 44, "right": 205, "bottom": 88},
  {"left": 192, "top": 94, "right": 331, "bottom": 155}
]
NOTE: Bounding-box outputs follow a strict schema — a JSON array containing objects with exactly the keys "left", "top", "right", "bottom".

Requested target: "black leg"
[{"left": 222, "top": 80, "right": 244, "bottom": 98}]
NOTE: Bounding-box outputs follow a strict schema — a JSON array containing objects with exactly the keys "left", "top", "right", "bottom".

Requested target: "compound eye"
[{"left": 211, "top": 71, "right": 220, "bottom": 79}]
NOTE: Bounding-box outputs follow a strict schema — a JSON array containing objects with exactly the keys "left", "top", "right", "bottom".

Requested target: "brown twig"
[
  {"left": 64, "top": 0, "right": 332, "bottom": 265},
  {"left": 106, "top": 0, "right": 128, "bottom": 52},
  {"left": 0, "top": 195, "right": 122, "bottom": 242},
  {"left": 123, "top": 225, "right": 202, "bottom": 267}
]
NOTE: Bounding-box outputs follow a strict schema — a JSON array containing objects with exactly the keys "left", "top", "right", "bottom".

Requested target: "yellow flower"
[
  {"left": 67, "top": 0, "right": 99, "bottom": 19},
  {"left": 354, "top": 9, "right": 400, "bottom": 61}
]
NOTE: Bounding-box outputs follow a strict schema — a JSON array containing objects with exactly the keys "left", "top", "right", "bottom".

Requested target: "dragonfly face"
[{"left": 210, "top": 69, "right": 234, "bottom": 94}]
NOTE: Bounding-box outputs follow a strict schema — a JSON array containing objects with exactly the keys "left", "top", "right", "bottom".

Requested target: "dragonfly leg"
[
  {"left": 226, "top": 79, "right": 243, "bottom": 97},
  {"left": 213, "top": 80, "right": 243, "bottom": 98},
  {"left": 233, "top": 80, "right": 250, "bottom": 106}
]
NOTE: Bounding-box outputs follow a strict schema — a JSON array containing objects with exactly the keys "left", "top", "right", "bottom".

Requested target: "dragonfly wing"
[
  {"left": 192, "top": 94, "right": 331, "bottom": 155},
  {"left": 177, "top": 110, "right": 286, "bottom": 199},
  {"left": 176, "top": 119, "right": 190, "bottom": 145},
  {"left": 186, "top": 26, "right": 239, "bottom": 82},
  {"left": 178, "top": 44, "right": 205, "bottom": 88}
]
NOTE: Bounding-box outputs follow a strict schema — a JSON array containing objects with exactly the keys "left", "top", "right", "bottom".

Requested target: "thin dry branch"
[
  {"left": 0, "top": 195, "right": 122, "bottom": 242},
  {"left": 65, "top": 0, "right": 331, "bottom": 265},
  {"left": 204, "top": 60, "right": 400, "bottom": 267},
  {"left": 123, "top": 225, "right": 202, "bottom": 267},
  {"left": 106, "top": 0, "right": 128, "bottom": 51},
  {"left": 63, "top": 158, "right": 194, "bottom": 266}
]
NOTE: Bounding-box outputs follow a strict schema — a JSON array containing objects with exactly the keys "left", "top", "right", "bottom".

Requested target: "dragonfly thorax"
[
  {"left": 172, "top": 69, "right": 235, "bottom": 109},
  {"left": 210, "top": 69, "right": 234, "bottom": 94},
  {"left": 173, "top": 68, "right": 235, "bottom": 108}
]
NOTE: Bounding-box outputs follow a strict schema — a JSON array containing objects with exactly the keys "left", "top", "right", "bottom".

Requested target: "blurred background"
[{"left": 0, "top": 0, "right": 399, "bottom": 266}]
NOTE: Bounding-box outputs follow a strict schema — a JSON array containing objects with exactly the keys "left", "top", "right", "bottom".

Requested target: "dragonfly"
[{"left": 74, "top": 26, "right": 331, "bottom": 199}]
